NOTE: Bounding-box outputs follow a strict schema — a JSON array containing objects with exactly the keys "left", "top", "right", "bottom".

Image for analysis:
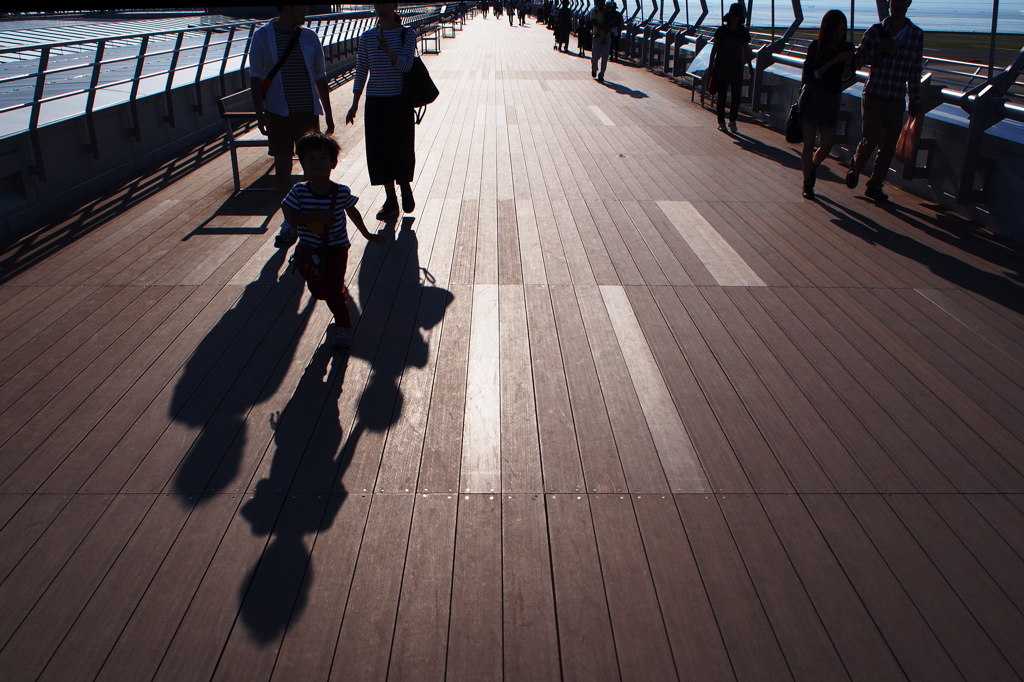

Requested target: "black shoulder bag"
[
  {"left": 261, "top": 27, "right": 302, "bottom": 94},
  {"left": 400, "top": 27, "right": 439, "bottom": 124}
]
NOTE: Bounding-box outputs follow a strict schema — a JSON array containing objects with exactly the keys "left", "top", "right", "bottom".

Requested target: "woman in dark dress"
[
  {"left": 554, "top": 0, "right": 571, "bottom": 51},
  {"left": 800, "top": 10, "right": 855, "bottom": 199},
  {"left": 708, "top": 3, "right": 753, "bottom": 133}
]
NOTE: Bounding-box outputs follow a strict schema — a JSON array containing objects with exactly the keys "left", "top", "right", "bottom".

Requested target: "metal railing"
[
  {"left": 562, "top": 0, "right": 1023, "bottom": 207},
  {"left": 0, "top": 5, "right": 452, "bottom": 181}
]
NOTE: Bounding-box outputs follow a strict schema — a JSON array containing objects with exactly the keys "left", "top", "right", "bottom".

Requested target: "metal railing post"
[
  {"left": 84, "top": 41, "right": 105, "bottom": 159},
  {"left": 193, "top": 30, "right": 213, "bottom": 116},
  {"left": 127, "top": 36, "right": 149, "bottom": 142},
  {"left": 957, "top": 46, "right": 1024, "bottom": 204},
  {"left": 28, "top": 46, "right": 50, "bottom": 180},
  {"left": 164, "top": 32, "right": 185, "bottom": 128},
  {"left": 752, "top": 0, "right": 803, "bottom": 113}
]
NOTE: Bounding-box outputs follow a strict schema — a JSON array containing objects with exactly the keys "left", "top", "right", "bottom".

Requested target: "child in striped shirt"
[{"left": 283, "top": 132, "right": 384, "bottom": 348}]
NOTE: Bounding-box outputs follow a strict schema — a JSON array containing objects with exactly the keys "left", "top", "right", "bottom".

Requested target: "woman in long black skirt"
[{"left": 346, "top": 3, "right": 417, "bottom": 220}]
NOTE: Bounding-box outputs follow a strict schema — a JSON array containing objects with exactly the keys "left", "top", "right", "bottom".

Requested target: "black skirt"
[
  {"left": 802, "top": 87, "right": 841, "bottom": 129},
  {"left": 364, "top": 95, "right": 415, "bottom": 185}
]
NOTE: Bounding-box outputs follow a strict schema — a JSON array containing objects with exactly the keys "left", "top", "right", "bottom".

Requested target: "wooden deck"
[{"left": 2, "top": 15, "right": 1024, "bottom": 681}]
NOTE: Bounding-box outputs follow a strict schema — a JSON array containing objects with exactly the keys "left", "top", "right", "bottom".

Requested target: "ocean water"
[{"left": 627, "top": 0, "right": 1024, "bottom": 33}]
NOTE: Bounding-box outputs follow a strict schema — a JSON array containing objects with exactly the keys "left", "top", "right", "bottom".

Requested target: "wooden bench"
[{"left": 217, "top": 90, "right": 273, "bottom": 194}]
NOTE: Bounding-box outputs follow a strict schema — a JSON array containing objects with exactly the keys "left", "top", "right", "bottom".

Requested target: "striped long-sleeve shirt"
[
  {"left": 855, "top": 18, "right": 924, "bottom": 108},
  {"left": 352, "top": 26, "right": 417, "bottom": 97}
]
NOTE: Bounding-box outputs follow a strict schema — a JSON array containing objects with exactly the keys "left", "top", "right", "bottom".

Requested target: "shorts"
[{"left": 266, "top": 111, "right": 319, "bottom": 158}]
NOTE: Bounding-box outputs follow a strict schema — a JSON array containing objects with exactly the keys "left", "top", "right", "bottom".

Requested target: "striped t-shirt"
[
  {"left": 275, "top": 28, "right": 314, "bottom": 113},
  {"left": 352, "top": 26, "right": 416, "bottom": 97},
  {"left": 283, "top": 181, "right": 359, "bottom": 248}
]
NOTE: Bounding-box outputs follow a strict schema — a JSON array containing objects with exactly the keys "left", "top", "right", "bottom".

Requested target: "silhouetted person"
[
  {"left": 346, "top": 3, "right": 419, "bottom": 221},
  {"left": 247, "top": 5, "right": 335, "bottom": 248},
  {"left": 708, "top": 3, "right": 753, "bottom": 133},
  {"left": 554, "top": 0, "right": 571, "bottom": 51},
  {"left": 283, "top": 133, "right": 383, "bottom": 349},
  {"left": 845, "top": 0, "right": 924, "bottom": 203},
  {"left": 800, "top": 10, "right": 854, "bottom": 200}
]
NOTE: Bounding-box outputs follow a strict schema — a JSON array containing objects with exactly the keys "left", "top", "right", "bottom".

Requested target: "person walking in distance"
[
  {"left": 346, "top": 3, "right": 418, "bottom": 221},
  {"left": 248, "top": 5, "right": 336, "bottom": 248},
  {"left": 554, "top": 0, "right": 571, "bottom": 51},
  {"left": 590, "top": 0, "right": 617, "bottom": 82},
  {"left": 607, "top": 1, "right": 623, "bottom": 61},
  {"left": 708, "top": 3, "right": 754, "bottom": 133},
  {"left": 845, "top": 0, "right": 924, "bottom": 203},
  {"left": 800, "top": 10, "right": 855, "bottom": 199}
]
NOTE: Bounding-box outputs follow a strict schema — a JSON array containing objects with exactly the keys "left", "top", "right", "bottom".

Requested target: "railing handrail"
[
  {"left": 0, "top": 5, "right": 470, "bottom": 57},
  {"left": 0, "top": 11, "right": 384, "bottom": 56},
  {"left": 7, "top": 5, "right": 454, "bottom": 181},
  {"left": 0, "top": 8, "right": 447, "bottom": 124},
  {"left": 634, "top": 18, "right": 1023, "bottom": 98}
]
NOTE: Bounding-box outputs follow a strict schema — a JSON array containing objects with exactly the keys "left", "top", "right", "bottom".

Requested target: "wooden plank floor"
[{"left": 3, "top": 15, "right": 1024, "bottom": 681}]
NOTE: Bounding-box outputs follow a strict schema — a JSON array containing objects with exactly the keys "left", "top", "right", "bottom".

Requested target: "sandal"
[{"left": 375, "top": 200, "right": 399, "bottom": 221}]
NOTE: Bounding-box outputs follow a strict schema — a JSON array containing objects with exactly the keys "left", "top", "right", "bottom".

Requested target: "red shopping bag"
[{"left": 895, "top": 114, "right": 921, "bottom": 167}]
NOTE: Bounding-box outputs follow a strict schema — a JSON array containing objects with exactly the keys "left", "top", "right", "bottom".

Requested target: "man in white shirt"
[{"left": 248, "top": 5, "right": 336, "bottom": 240}]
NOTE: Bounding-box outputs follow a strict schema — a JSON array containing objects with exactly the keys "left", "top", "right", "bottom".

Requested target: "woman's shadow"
[{"left": 236, "top": 216, "right": 454, "bottom": 644}]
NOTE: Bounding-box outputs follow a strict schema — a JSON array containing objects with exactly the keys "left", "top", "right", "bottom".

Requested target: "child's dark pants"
[{"left": 305, "top": 244, "right": 351, "bottom": 328}]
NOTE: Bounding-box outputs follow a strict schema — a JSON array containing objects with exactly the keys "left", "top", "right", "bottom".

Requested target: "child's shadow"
[
  {"left": 168, "top": 249, "right": 312, "bottom": 500},
  {"left": 237, "top": 216, "right": 454, "bottom": 644}
]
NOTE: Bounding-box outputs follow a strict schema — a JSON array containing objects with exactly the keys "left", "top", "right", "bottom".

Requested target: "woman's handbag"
[
  {"left": 785, "top": 84, "right": 808, "bottom": 144},
  {"left": 400, "top": 27, "right": 439, "bottom": 123},
  {"left": 706, "top": 72, "right": 717, "bottom": 96},
  {"left": 785, "top": 102, "right": 803, "bottom": 143}
]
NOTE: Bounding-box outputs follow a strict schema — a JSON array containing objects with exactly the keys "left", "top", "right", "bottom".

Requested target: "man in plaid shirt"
[{"left": 846, "top": 0, "right": 923, "bottom": 202}]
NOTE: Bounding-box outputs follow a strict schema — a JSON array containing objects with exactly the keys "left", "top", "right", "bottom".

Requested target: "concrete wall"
[
  {"left": 0, "top": 45, "right": 359, "bottom": 243},
  {"left": 0, "top": 70, "right": 251, "bottom": 242}
]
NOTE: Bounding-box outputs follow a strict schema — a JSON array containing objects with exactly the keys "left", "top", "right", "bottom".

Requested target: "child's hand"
[{"left": 365, "top": 230, "right": 386, "bottom": 244}]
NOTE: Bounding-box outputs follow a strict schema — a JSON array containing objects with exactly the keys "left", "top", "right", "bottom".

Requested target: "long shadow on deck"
[
  {"left": 172, "top": 217, "right": 453, "bottom": 643},
  {"left": 168, "top": 249, "right": 312, "bottom": 499},
  {"left": 0, "top": 139, "right": 230, "bottom": 284},
  {"left": 817, "top": 195, "right": 1024, "bottom": 315}
]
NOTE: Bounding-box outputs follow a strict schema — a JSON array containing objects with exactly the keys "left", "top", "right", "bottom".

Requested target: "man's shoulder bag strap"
[{"left": 262, "top": 27, "right": 303, "bottom": 94}]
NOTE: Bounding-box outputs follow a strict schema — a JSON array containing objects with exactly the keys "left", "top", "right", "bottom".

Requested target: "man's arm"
[
  {"left": 315, "top": 78, "right": 335, "bottom": 135},
  {"left": 854, "top": 24, "right": 881, "bottom": 67},
  {"left": 250, "top": 77, "right": 269, "bottom": 135},
  {"left": 907, "top": 27, "right": 925, "bottom": 115}
]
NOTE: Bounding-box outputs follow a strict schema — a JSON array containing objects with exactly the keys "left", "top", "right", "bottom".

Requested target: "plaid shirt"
[{"left": 855, "top": 18, "right": 924, "bottom": 108}]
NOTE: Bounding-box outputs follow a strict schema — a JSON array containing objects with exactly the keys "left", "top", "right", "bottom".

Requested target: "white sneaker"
[
  {"left": 332, "top": 325, "right": 353, "bottom": 348},
  {"left": 274, "top": 220, "right": 297, "bottom": 248},
  {"left": 729, "top": 121, "right": 738, "bottom": 133}
]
